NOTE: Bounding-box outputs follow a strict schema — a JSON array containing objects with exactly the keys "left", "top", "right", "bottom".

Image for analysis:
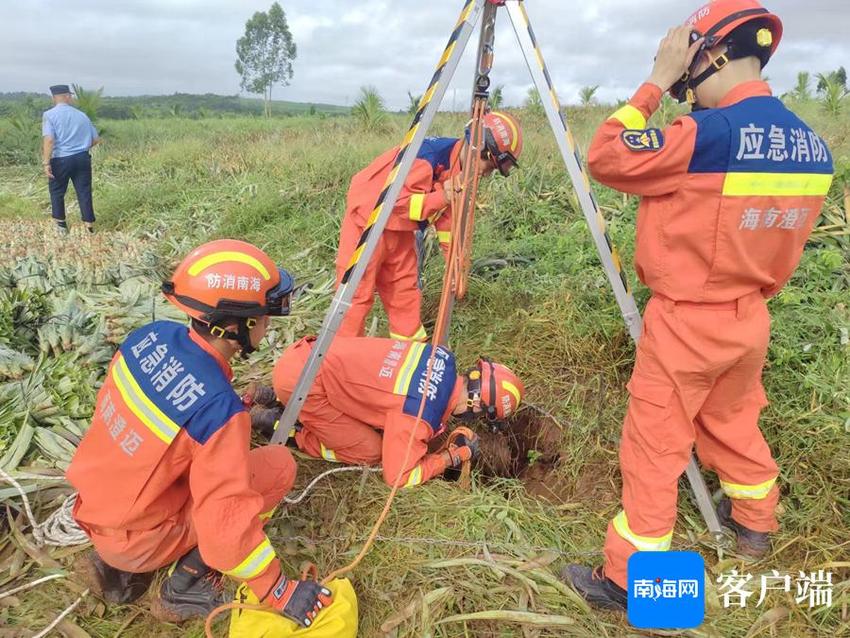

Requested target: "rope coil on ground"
[{"left": 0, "top": 467, "right": 89, "bottom": 547}]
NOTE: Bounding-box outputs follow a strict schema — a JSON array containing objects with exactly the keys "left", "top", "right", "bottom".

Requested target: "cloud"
[{"left": 0, "top": 0, "right": 847, "bottom": 108}]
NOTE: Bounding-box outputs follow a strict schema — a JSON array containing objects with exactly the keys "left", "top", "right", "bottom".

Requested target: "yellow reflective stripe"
[
  {"left": 111, "top": 355, "right": 179, "bottom": 445},
  {"left": 404, "top": 465, "right": 423, "bottom": 488},
  {"left": 721, "top": 477, "right": 776, "bottom": 500},
  {"left": 393, "top": 341, "right": 426, "bottom": 394},
  {"left": 722, "top": 172, "right": 833, "bottom": 197},
  {"left": 502, "top": 381, "right": 521, "bottom": 406},
  {"left": 409, "top": 193, "right": 426, "bottom": 221},
  {"left": 389, "top": 326, "right": 427, "bottom": 342},
  {"left": 259, "top": 507, "right": 276, "bottom": 522},
  {"left": 609, "top": 104, "right": 646, "bottom": 130},
  {"left": 223, "top": 537, "right": 275, "bottom": 580},
  {"left": 187, "top": 251, "right": 271, "bottom": 280},
  {"left": 436, "top": 231, "right": 452, "bottom": 244},
  {"left": 320, "top": 443, "right": 337, "bottom": 462},
  {"left": 491, "top": 111, "right": 519, "bottom": 153},
  {"left": 613, "top": 511, "right": 672, "bottom": 551}
]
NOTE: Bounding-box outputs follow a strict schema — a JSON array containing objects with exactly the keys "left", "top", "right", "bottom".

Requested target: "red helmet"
[
  {"left": 671, "top": 0, "right": 783, "bottom": 103},
  {"left": 481, "top": 111, "right": 523, "bottom": 177},
  {"left": 162, "top": 239, "right": 293, "bottom": 326},
  {"left": 465, "top": 358, "right": 524, "bottom": 423}
]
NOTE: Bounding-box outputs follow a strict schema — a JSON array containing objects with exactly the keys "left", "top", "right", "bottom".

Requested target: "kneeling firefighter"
[
  {"left": 252, "top": 335, "right": 524, "bottom": 487},
  {"left": 67, "top": 240, "right": 333, "bottom": 627}
]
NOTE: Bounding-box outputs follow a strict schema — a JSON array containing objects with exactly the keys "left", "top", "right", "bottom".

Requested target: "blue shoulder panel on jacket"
[
  {"left": 417, "top": 137, "right": 458, "bottom": 175},
  {"left": 687, "top": 110, "right": 731, "bottom": 174},
  {"left": 119, "top": 321, "right": 244, "bottom": 444},
  {"left": 401, "top": 344, "right": 457, "bottom": 433},
  {"left": 183, "top": 391, "right": 245, "bottom": 445},
  {"left": 688, "top": 96, "right": 833, "bottom": 175}
]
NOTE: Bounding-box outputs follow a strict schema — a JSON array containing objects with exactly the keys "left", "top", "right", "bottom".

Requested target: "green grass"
[{"left": 0, "top": 101, "right": 848, "bottom": 638}]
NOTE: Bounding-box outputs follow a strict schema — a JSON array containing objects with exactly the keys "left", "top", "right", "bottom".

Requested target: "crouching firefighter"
[
  {"left": 67, "top": 240, "right": 333, "bottom": 627},
  {"left": 336, "top": 111, "right": 523, "bottom": 341},
  {"left": 560, "top": 0, "right": 833, "bottom": 611},
  {"left": 260, "top": 336, "right": 524, "bottom": 487}
]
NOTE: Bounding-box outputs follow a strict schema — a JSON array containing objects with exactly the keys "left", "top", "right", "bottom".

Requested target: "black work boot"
[
  {"left": 77, "top": 549, "right": 154, "bottom": 604},
  {"left": 560, "top": 564, "right": 627, "bottom": 612},
  {"left": 149, "top": 548, "right": 228, "bottom": 623},
  {"left": 250, "top": 405, "right": 283, "bottom": 439},
  {"left": 717, "top": 497, "right": 771, "bottom": 559}
]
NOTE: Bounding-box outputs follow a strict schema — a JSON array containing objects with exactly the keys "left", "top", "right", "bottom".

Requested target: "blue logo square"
[{"left": 627, "top": 551, "right": 705, "bottom": 629}]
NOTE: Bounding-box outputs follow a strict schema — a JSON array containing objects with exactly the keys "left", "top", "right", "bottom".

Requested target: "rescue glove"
[
  {"left": 443, "top": 427, "right": 480, "bottom": 468},
  {"left": 264, "top": 574, "right": 333, "bottom": 628}
]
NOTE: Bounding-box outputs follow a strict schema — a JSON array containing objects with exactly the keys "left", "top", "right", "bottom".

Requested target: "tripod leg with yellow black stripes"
[
  {"left": 504, "top": 0, "right": 723, "bottom": 539},
  {"left": 271, "top": 0, "right": 488, "bottom": 443}
]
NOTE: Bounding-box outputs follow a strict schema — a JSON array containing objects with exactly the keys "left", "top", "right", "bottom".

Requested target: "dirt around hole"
[{"left": 475, "top": 409, "right": 567, "bottom": 502}]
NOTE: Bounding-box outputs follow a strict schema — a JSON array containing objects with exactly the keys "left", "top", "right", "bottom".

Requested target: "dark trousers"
[{"left": 49, "top": 151, "right": 95, "bottom": 223}]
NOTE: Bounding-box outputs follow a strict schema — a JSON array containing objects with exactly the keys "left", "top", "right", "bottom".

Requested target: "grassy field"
[{"left": 0, "top": 97, "right": 848, "bottom": 638}]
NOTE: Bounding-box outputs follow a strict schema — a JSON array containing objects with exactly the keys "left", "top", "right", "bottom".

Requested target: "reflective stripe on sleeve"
[
  {"left": 436, "top": 230, "right": 452, "bottom": 244},
  {"left": 409, "top": 193, "right": 426, "bottom": 221},
  {"left": 224, "top": 537, "right": 276, "bottom": 580},
  {"left": 608, "top": 104, "right": 646, "bottom": 130},
  {"left": 720, "top": 477, "right": 776, "bottom": 500},
  {"left": 722, "top": 172, "right": 833, "bottom": 197},
  {"left": 404, "top": 465, "right": 424, "bottom": 487},
  {"left": 612, "top": 511, "right": 672, "bottom": 551}
]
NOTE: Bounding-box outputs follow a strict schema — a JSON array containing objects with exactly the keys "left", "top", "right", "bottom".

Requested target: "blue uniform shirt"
[{"left": 42, "top": 103, "right": 99, "bottom": 158}]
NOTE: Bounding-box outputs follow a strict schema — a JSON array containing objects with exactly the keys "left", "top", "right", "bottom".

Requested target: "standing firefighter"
[
  {"left": 68, "top": 240, "right": 333, "bottom": 627},
  {"left": 42, "top": 84, "right": 101, "bottom": 235},
  {"left": 561, "top": 0, "right": 833, "bottom": 610},
  {"left": 336, "top": 112, "right": 523, "bottom": 341},
  {"left": 264, "top": 335, "right": 524, "bottom": 487}
]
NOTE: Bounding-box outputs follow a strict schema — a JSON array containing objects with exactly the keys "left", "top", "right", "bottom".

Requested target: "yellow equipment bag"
[{"left": 229, "top": 578, "right": 358, "bottom": 638}]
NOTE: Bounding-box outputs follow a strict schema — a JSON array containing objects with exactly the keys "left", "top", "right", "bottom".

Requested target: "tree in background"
[
  {"left": 407, "top": 91, "right": 422, "bottom": 116},
  {"left": 579, "top": 85, "right": 599, "bottom": 107},
  {"left": 523, "top": 87, "right": 544, "bottom": 118},
  {"left": 816, "top": 66, "right": 847, "bottom": 94},
  {"left": 72, "top": 85, "right": 103, "bottom": 121},
  {"left": 490, "top": 85, "right": 504, "bottom": 110},
  {"left": 791, "top": 71, "right": 812, "bottom": 102},
  {"left": 353, "top": 86, "right": 386, "bottom": 132},
  {"left": 235, "top": 2, "right": 297, "bottom": 118}
]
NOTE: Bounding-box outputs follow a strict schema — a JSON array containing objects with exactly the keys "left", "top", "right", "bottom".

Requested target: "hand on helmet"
[
  {"left": 648, "top": 25, "right": 705, "bottom": 92},
  {"left": 264, "top": 574, "right": 333, "bottom": 628}
]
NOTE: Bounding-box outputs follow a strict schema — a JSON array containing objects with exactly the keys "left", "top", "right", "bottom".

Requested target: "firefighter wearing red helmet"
[
  {"left": 561, "top": 0, "right": 833, "bottom": 610},
  {"left": 67, "top": 240, "right": 333, "bottom": 627},
  {"left": 336, "top": 111, "right": 523, "bottom": 342},
  {"left": 257, "top": 336, "right": 524, "bottom": 487}
]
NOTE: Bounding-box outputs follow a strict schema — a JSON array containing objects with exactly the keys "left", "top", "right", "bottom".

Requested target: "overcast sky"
[{"left": 1, "top": 1, "right": 847, "bottom": 109}]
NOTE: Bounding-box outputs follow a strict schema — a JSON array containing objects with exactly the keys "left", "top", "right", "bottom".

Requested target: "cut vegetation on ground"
[{"left": 0, "top": 99, "right": 848, "bottom": 637}]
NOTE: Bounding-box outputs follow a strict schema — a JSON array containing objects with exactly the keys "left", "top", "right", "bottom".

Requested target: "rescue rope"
[
  {"left": 283, "top": 466, "right": 383, "bottom": 505},
  {"left": 0, "top": 468, "right": 89, "bottom": 547}
]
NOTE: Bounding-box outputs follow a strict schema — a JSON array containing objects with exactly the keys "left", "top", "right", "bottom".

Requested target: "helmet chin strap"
[{"left": 208, "top": 317, "right": 258, "bottom": 359}]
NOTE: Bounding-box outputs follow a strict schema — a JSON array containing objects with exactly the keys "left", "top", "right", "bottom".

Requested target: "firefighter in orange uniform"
[
  {"left": 267, "top": 336, "right": 525, "bottom": 487},
  {"left": 68, "top": 240, "right": 332, "bottom": 627},
  {"left": 560, "top": 0, "right": 833, "bottom": 610},
  {"left": 336, "top": 112, "right": 523, "bottom": 341}
]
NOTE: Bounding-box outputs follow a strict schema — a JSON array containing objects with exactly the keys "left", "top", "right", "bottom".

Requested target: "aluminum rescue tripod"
[{"left": 272, "top": 0, "right": 723, "bottom": 539}]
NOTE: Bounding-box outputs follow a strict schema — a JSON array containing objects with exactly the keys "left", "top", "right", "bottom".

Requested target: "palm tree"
[
  {"left": 579, "top": 85, "right": 599, "bottom": 107},
  {"left": 352, "top": 86, "right": 387, "bottom": 131},
  {"left": 406, "top": 91, "right": 422, "bottom": 116},
  {"left": 524, "top": 87, "right": 544, "bottom": 118},
  {"left": 791, "top": 72, "right": 812, "bottom": 101},
  {"left": 490, "top": 85, "right": 504, "bottom": 110},
  {"left": 72, "top": 85, "right": 104, "bottom": 121}
]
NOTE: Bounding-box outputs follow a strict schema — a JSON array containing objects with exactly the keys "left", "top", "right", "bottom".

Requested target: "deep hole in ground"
[{"left": 473, "top": 409, "right": 567, "bottom": 503}]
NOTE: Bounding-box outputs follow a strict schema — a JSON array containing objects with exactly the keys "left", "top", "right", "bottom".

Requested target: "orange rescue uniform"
[
  {"left": 336, "top": 138, "right": 462, "bottom": 340},
  {"left": 67, "top": 321, "right": 296, "bottom": 600},
  {"left": 587, "top": 81, "right": 833, "bottom": 588},
  {"left": 273, "top": 336, "right": 460, "bottom": 487}
]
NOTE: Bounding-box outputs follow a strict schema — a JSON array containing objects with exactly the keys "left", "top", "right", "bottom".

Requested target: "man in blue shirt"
[{"left": 42, "top": 84, "right": 101, "bottom": 234}]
